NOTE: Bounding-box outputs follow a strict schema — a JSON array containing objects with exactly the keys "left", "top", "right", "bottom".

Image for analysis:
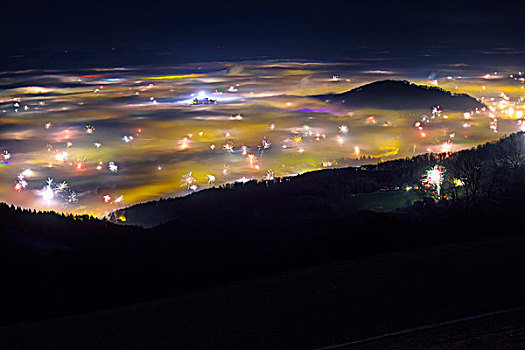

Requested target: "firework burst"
[
  {"left": 14, "top": 173, "right": 29, "bottom": 191},
  {"left": 180, "top": 172, "right": 197, "bottom": 189},
  {"left": 206, "top": 174, "right": 216, "bottom": 184},
  {"left": 223, "top": 141, "right": 234, "bottom": 153},
  {"left": 39, "top": 178, "right": 78, "bottom": 207},
  {"left": 246, "top": 154, "right": 260, "bottom": 169},
  {"left": 1, "top": 150, "right": 11, "bottom": 161},
  {"left": 108, "top": 162, "right": 118, "bottom": 173},
  {"left": 422, "top": 165, "right": 445, "bottom": 196},
  {"left": 264, "top": 169, "right": 275, "bottom": 180},
  {"left": 85, "top": 125, "right": 95, "bottom": 134},
  {"left": 259, "top": 138, "right": 271, "bottom": 156}
]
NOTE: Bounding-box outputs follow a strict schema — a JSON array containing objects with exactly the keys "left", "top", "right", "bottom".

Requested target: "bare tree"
[
  {"left": 449, "top": 151, "right": 483, "bottom": 204},
  {"left": 499, "top": 133, "right": 525, "bottom": 170}
]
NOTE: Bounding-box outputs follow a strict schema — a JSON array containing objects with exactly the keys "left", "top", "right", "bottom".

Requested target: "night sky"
[{"left": 2, "top": 0, "right": 524, "bottom": 63}]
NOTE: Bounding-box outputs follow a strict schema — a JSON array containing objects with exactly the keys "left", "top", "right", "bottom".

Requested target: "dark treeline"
[
  {"left": 115, "top": 132, "right": 524, "bottom": 228},
  {"left": 1, "top": 132, "right": 523, "bottom": 326},
  {"left": 114, "top": 152, "right": 439, "bottom": 228}
]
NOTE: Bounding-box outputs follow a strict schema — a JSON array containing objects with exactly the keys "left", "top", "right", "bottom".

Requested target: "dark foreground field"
[{"left": 2, "top": 234, "right": 524, "bottom": 349}]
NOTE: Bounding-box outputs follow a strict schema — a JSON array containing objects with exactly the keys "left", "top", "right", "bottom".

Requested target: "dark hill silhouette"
[
  {"left": 314, "top": 80, "right": 485, "bottom": 110},
  {"left": 0, "top": 132, "right": 523, "bottom": 330},
  {"left": 113, "top": 132, "right": 521, "bottom": 228}
]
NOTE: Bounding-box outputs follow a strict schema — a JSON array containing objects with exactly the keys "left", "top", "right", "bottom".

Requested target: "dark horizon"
[
  {"left": 3, "top": 1, "right": 524, "bottom": 52},
  {"left": 1, "top": 0, "right": 523, "bottom": 72}
]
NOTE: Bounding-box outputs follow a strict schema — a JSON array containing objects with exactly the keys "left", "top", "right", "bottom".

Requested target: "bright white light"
[
  {"left": 108, "top": 162, "right": 118, "bottom": 173},
  {"left": 21, "top": 169, "right": 33, "bottom": 177},
  {"left": 206, "top": 174, "right": 216, "bottom": 184},
  {"left": 39, "top": 179, "right": 55, "bottom": 205},
  {"left": 441, "top": 141, "right": 452, "bottom": 153}
]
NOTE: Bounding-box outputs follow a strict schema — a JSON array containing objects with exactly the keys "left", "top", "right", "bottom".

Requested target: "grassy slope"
[
  {"left": 347, "top": 191, "right": 419, "bottom": 212},
  {"left": 1, "top": 234, "right": 523, "bottom": 349}
]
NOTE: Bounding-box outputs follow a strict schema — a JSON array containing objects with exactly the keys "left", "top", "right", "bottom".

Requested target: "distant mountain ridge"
[{"left": 314, "top": 80, "right": 485, "bottom": 110}]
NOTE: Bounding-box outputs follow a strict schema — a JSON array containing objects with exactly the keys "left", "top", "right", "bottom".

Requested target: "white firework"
[
  {"left": 223, "top": 142, "right": 234, "bottom": 153},
  {"left": 264, "top": 169, "right": 275, "bottom": 180},
  {"left": 108, "top": 162, "right": 118, "bottom": 173},
  {"left": 39, "top": 178, "right": 78, "bottom": 207},
  {"left": 259, "top": 138, "right": 271, "bottom": 155},
  {"left": 1, "top": 150, "right": 11, "bottom": 161},
  {"left": 181, "top": 172, "right": 197, "bottom": 189},
  {"left": 422, "top": 165, "right": 445, "bottom": 196},
  {"left": 206, "top": 174, "right": 216, "bottom": 184},
  {"left": 40, "top": 180, "right": 55, "bottom": 205}
]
